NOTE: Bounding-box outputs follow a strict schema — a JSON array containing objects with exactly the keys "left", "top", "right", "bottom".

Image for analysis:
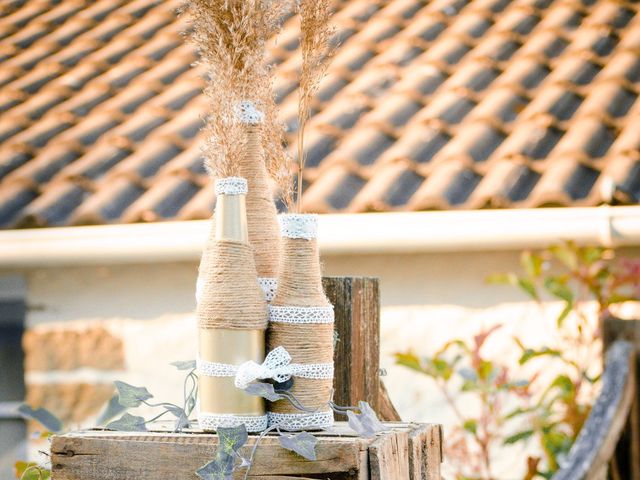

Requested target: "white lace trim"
[
  {"left": 267, "top": 411, "right": 334, "bottom": 431},
  {"left": 279, "top": 214, "right": 318, "bottom": 239},
  {"left": 198, "top": 412, "right": 268, "bottom": 432},
  {"left": 215, "top": 177, "right": 248, "bottom": 195},
  {"left": 258, "top": 277, "right": 277, "bottom": 302},
  {"left": 198, "top": 347, "right": 334, "bottom": 388},
  {"left": 236, "top": 100, "right": 265, "bottom": 125},
  {"left": 269, "top": 305, "right": 334, "bottom": 324}
]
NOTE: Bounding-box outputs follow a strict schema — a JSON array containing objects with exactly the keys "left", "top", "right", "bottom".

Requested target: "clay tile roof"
[{"left": 1, "top": 0, "right": 640, "bottom": 228}]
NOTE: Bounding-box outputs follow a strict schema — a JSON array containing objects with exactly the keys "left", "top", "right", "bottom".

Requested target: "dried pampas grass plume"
[
  {"left": 184, "top": 0, "right": 290, "bottom": 178},
  {"left": 291, "top": 0, "right": 336, "bottom": 212}
]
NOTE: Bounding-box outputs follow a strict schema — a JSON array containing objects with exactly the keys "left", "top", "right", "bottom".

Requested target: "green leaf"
[
  {"left": 279, "top": 432, "right": 318, "bottom": 461},
  {"left": 106, "top": 413, "right": 147, "bottom": 432},
  {"left": 218, "top": 425, "right": 248, "bottom": 456},
  {"left": 15, "top": 461, "right": 51, "bottom": 480},
  {"left": 521, "top": 251, "right": 544, "bottom": 277},
  {"left": 517, "top": 278, "right": 539, "bottom": 301},
  {"left": 578, "top": 246, "right": 605, "bottom": 265},
  {"left": 544, "top": 278, "right": 574, "bottom": 304},
  {"left": 485, "top": 272, "right": 517, "bottom": 285},
  {"left": 394, "top": 352, "right": 423, "bottom": 373},
  {"left": 170, "top": 360, "right": 196, "bottom": 370},
  {"left": 114, "top": 381, "right": 153, "bottom": 408},
  {"left": 463, "top": 419, "right": 477, "bottom": 435},
  {"left": 504, "top": 429, "right": 534, "bottom": 445},
  {"left": 556, "top": 303, "right": 572, "bottom": 328},
  {"left": 17, "top": 404, "right": 63, "bottom": 433},
  {"left": 519, "top": 347, "right": 561, "bottom": 365},
  {"left": 549, "top": 244, "right": 578, "bottom": 270}
]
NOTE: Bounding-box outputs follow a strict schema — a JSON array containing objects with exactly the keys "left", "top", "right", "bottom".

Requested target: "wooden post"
[
  {"left": 603, "top": 317, "right": 640, "bottom": 480},
  {"left": 323, "top": 277, "right": 401, "bottom": 421}
]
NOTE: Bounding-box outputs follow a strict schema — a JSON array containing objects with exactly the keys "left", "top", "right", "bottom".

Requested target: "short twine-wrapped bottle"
[
  {"left": 267, "top": 214, "right": 335, "bottom": 430},
  {"left": 196, "top": 177, "right": 269, "bottom": 432}
]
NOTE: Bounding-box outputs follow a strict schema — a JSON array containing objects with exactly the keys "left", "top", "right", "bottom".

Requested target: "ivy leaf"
[
  {"left": 17, "top": 404, "right": 63, "bottom": 433},
  {"left": 97, "top": 395, "right": 127, "bottom": 426},
  {"left": 504, "top": 429, "right": 534, "bottom": 445},
  {"left": 114, "top": 381, "right": 153, "bottom": 408},
  {"left": 106, "top": 413, "right": 147, "bottom": 432},
  {"left": 196, "top": 452, "right": 234, "bottom": 480},
  {"left": 279, "top": 432, "right": 318, "bottom": 461},
  {"left": 165, "top": 405, "right": 190, "bottom": 431},
  {"left": 171, "top": 360, "right": 196, "bottom": 370},
  {"left": 14, "top": 461, "right": 51, "bottom": 480},
  {"left": 244, "top": 382, "right": 286, "bottom": 402},
  {"left": 346, "top": 402, "right": 385, "bottom": 438},
  {"left": 218, "top": 425, "right": 248, "bottom": 455}
]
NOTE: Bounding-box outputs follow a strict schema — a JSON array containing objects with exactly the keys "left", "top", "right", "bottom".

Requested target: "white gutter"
[{"left": 0, "top": 206, "right": 639, "bottom": 267}]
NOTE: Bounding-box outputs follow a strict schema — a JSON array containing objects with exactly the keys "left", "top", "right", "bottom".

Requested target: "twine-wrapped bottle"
[
  {"left": 267, "top": 214, "right": 335, "bottom": 430},
  {"left": 237, "top": 101, "right": 280, "bottom": 301},
  {"left": 196, "top": 177, "right": 269, "bottom": 432}
]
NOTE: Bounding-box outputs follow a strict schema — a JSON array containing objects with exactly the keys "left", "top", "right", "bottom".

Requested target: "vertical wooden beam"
[
  {"left": 603, "top": 317, "right": 640, "bottom": 480},
  {"left": 322, "top": 277, "right": 400, "bottom": 421}
]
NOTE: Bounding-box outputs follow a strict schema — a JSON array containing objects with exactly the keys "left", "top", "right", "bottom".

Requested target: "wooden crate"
[{"left": 50, "top": 422, "right": 442, "bottom": 479}]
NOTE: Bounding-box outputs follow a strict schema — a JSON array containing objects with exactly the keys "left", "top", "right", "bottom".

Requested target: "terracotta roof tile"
[{"left": 1, "top": 0, "right": 640, "bottom": 228}]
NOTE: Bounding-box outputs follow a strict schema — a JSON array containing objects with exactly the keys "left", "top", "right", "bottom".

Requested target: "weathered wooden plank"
[
  {"left": 323, "top": 277, "right": 401, "bottom": 421},
  {"left": 407, "top": 424, "right": 442, "bottom": 480},
  {"left": 368, "top": 430, "right": 410, "bottom": 480},
  {"left": 51, "top": 422, "right": 441, "bottom": 480},
  {"left": 51, "top": 431, "right": 367, "bottom": 479},
  {"left": 552, "top": 340, "right": 635, "bottom": 480}
]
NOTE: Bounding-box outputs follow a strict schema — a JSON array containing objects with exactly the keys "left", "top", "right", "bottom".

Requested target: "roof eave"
[{"left": 1, "top": 206, "right": 639, "bottom": 268}]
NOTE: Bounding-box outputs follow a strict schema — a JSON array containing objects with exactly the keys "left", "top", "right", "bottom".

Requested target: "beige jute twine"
[
  {"left": 272, "top": 237, "right": 328, "bottom": 307},
  {"left": 197, "top": 239, "right": 268, "bottom": 330},
  {"left": 240, "top": 124, "right": 280, "bottom": 279},
  {"left": 268, "top": 235, "right": 333, "bottom": 416}
]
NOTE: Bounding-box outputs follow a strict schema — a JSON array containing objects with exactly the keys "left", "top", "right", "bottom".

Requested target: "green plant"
[{"left": 396, "top": 242, "right": 640, "bottom": 479}]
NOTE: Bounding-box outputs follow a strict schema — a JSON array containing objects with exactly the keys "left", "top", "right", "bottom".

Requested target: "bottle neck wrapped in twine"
[
  {"left": 197, "top": 177, "right": 268, "bottom": 330},
  {"left": 238, "top": 102, "right": 280, "bottom": 281},
  {"left": 272, "top": 214, "right": 329, "bottom": 307}
]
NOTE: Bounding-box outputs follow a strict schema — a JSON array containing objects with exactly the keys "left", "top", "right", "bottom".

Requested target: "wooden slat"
[
  {"left": 369, "top": 430, "right": 410, "bottom": 479},
  {"left": 408, "top": 424, "right": 443, "bottom": 480},
  {"left": 51, "top": 422, "right": 442, "bottom": 480},
  {"left": 323, "top": 277, "right": 401, "bottom": 421},
  {"left": 552, "top": 340, "right": 635, "bottom": 480}
]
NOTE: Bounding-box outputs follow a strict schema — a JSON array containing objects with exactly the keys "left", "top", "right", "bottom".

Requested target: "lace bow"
[{"left": 235, "top": 346, "right": 293, "bottom": 389}]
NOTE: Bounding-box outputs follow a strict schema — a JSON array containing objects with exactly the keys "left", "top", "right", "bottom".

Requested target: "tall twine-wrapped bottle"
[
  {"left": 237, "top": 101, "right": 281, "bottom": 302},
  {"left": 196, "top": 177, "right": 269, "bottom": 432},
  {"left": 267, "top": 214, "right": 335, "bottom": 430}
]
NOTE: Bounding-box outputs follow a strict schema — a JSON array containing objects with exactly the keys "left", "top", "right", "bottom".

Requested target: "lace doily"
[
  {"left": 279, "top": 214, "right": 318, "bottom": 240},
  {"left": 198, "top": 412, "right": 268, "bottom": 432},
  {"left": 269, "top": 305, "right": 334, "bottom": 324},
  {"left": 236, "top": 100, "right": 265, "bottom": 125},
  {"left": 258, "top": 277, "right": 277, "bottom": 302},
  {"left": 267, "top": 411, "right": 334, "bottom": 430},
  {"left": 215, "top": 177, "right": 248, "bottom": 196}
]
